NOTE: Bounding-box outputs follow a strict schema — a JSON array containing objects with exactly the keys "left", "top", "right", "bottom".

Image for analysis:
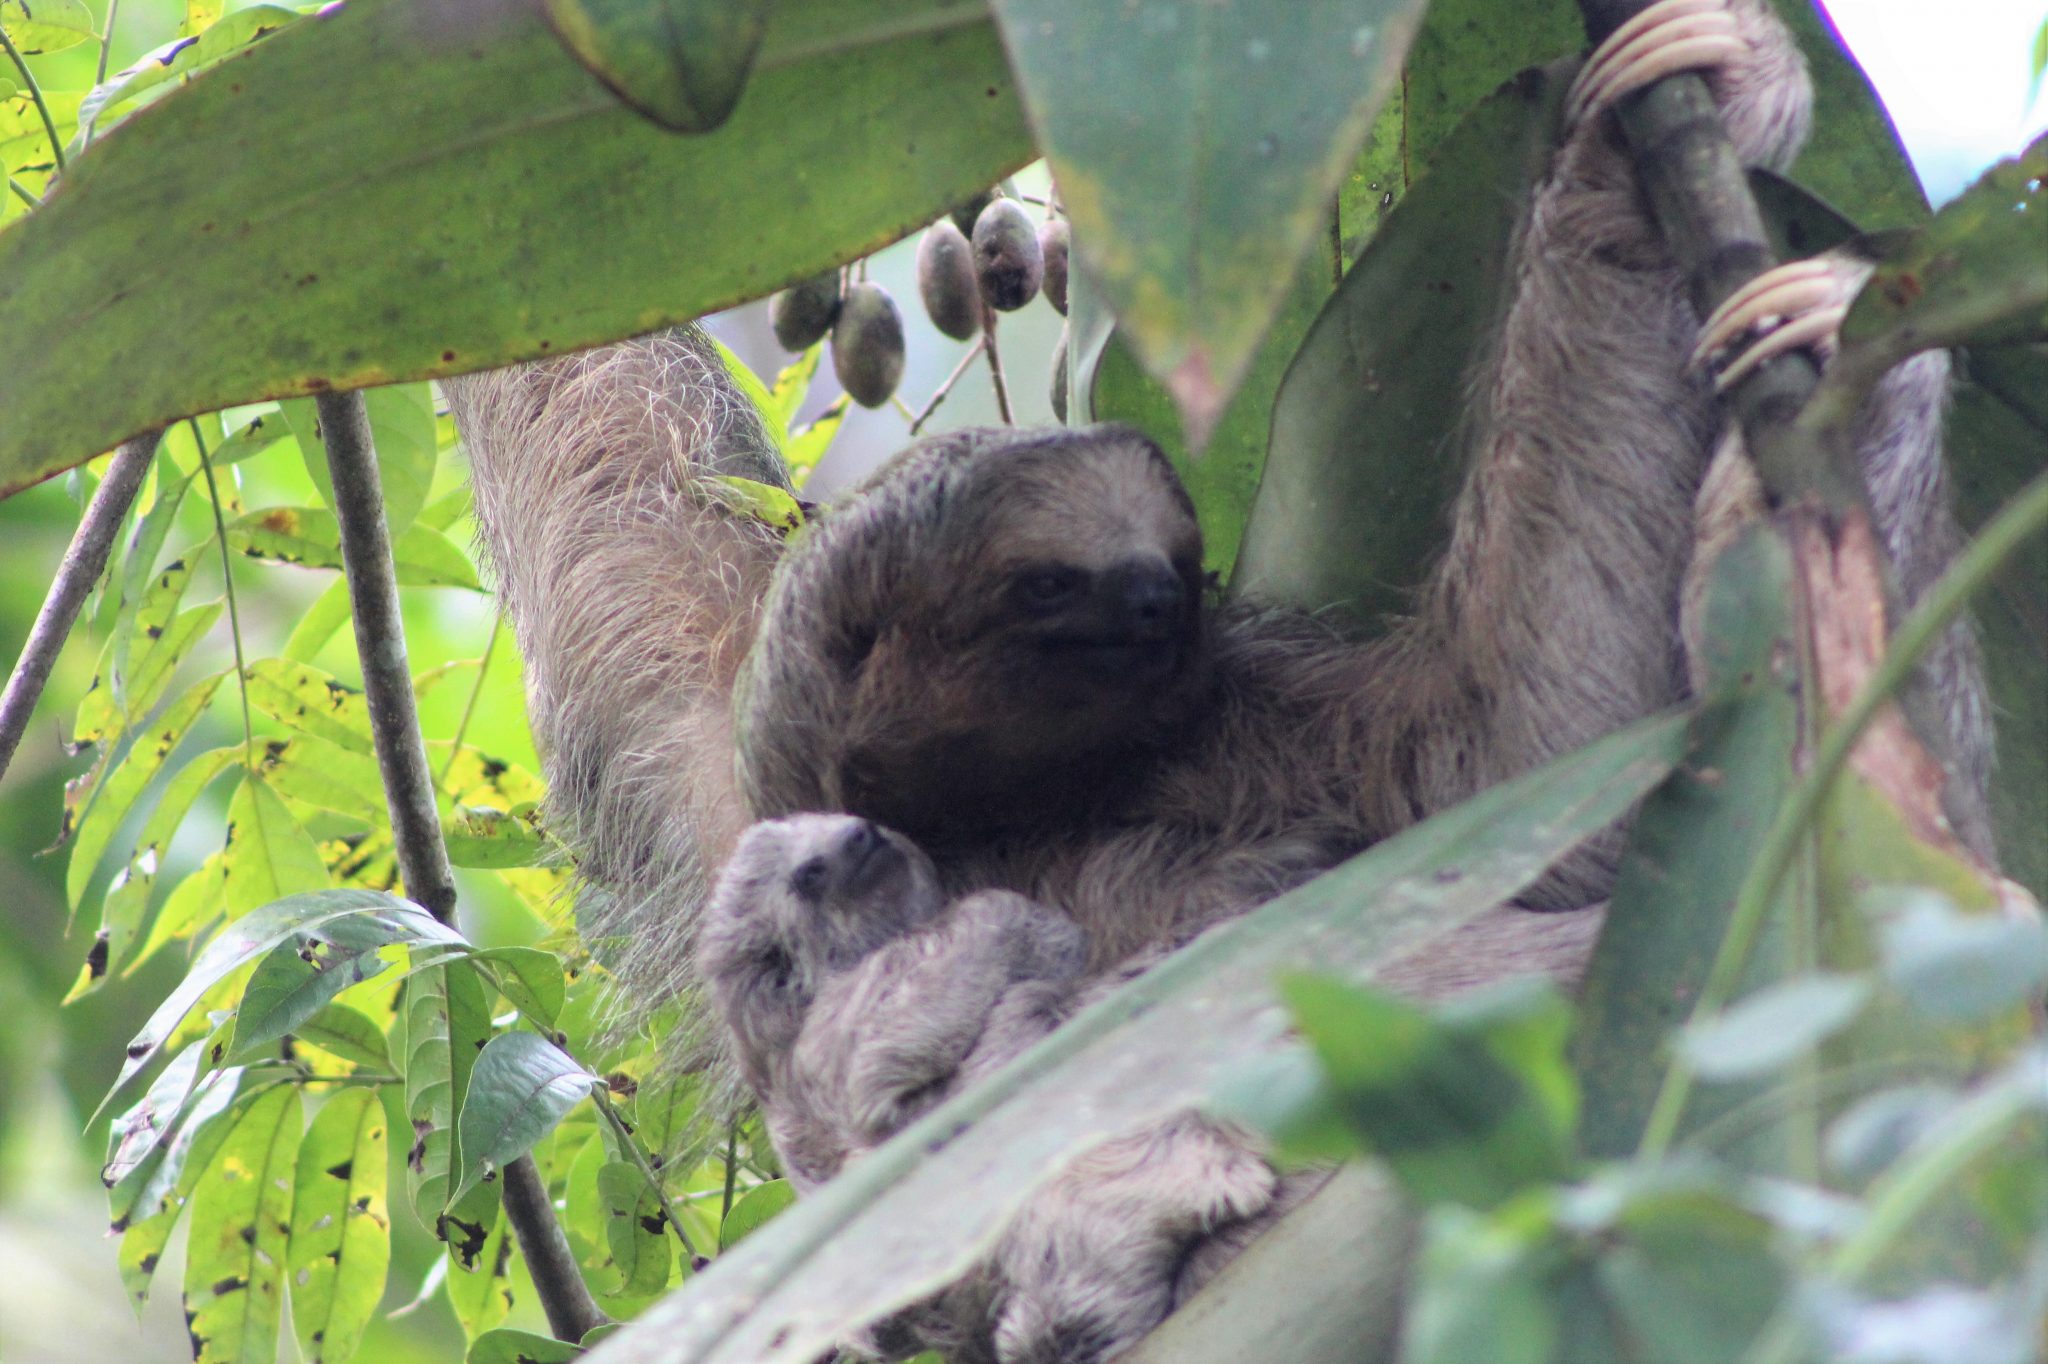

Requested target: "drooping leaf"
[
  {"left": 77, "top": 6, "right": 299, "bottom": 136},
  {"left": 222, "top": 772, "right": 333, "bottom": 917},
  {"left": 598, "top": 1160, "right": 673, "bottom": 1295},
  {"left": 541, "top": 0, "right": 770, "bottom": 133},
  {"left": 225, "top": 505, "right": 479, "bottom": 589},
  {"left": 451, "top": 1032, "right": 596, "bottom": 1205},
  {"left": 288, "top": 1088, "right": 391, "bottom": 1364},
  {"left": 182, "top": 1083, "right": 301, "bottom": 1364},
  {"left": 989, "top": 0, "right": 1427, "bottom": 445},
  {"left": 65, "top": 673, "right": 226, "bottom": 912},
  {"left": 281, "top": 578, "right": 354, "bottom": 663},
  {"left": 258, "top": 734, "right": 388, "bottom": 827},
  {"left": 1677, "top": 974, "right": 1875, "bottom": 1081},
  {"left": 106, "top": 890, "right": 435, "bottom": 1100},
  {"left": 132, "top": 849, "right": 230, "bottom": 966},
  {"left": 1232, "top": 63, "right": 1564, "bottom": 617},
  {"left": 469, "top": 1328, "right": 585, "bottom": 1364},
  {"left": 228, "top": 895, "right": 463, "bottom": 1063},
  {"left": 1876, "top": 893, "right": 2048, "bottom": 1025},
  {"left": 402, "top": 961, "right": 501, "bottom": 1246},
  {"left": 717, "top": 1179, "right": 795, "bottom": 1251},
  {"left": 291, "top": 1002, "right": 396, "bottom": 1074},
  {"left": 471, "top": 946, "right": 568, "bottom": 1028},
  {"left": 0, "top": 0, "right": 1033, "bottom": 498},
  {"left": 444, "top": 1196, "right": 519, "bottom": 1339},
  {"left": 244, "top": 659, "right": 374, "bottom": 755}
]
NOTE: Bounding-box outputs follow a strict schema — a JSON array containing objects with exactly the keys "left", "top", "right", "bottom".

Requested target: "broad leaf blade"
[
  {"left": 0, "top": 0, "right": 1032, "bottom": 498},
  {"left": 182, "top": 1084, "right": 302, "bottom": 1364},
  {"left": 990, "top": 0, "right": 1427, "bottom": 445},
  {"left": 288, "top": 1087, "right": 391, "bottom": 1364},
  {"left": 451, "top": 1032, "right": 596, "bottom": 1205}
]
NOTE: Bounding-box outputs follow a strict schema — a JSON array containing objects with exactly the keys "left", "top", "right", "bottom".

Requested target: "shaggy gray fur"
[
  {"left": 700, "top": 814, "right": 1280, "bottom": 1364},
  {"left": 449, "top": 4, "right": 1993, "bottom": 1357}
]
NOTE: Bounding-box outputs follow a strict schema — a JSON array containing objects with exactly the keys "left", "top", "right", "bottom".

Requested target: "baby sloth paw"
[{"left": 1691, "top": 253, "right": 1870, "bottom": 391}]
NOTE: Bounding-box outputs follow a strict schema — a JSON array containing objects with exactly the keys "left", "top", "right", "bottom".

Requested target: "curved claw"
[
  {"left": 1565, "top": 0, "right": 1746, "bottom": 131},
  {"left": 1692, "top": 256, "right": 1868, "bottom": 392}
]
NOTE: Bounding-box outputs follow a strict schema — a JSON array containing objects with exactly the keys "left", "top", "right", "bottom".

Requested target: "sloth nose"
[{"left": 1109, "top": 559, "right": 1185, "bottom": 637}]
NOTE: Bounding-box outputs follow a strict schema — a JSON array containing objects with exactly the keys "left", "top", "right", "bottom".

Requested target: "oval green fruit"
[
  {"left": 832, "top": 282, "right": 907, "bottom": 408},
  {"left": 917, "top": 222, "right": 981, "bottom": 342},
  {"left": 771, "top": 270, "right": 843, "bottom": 351},
  {"left": 1039, "top": 219, "right": 1071, "bottom": 317},
  {"left": 972, "top": 198, "right": 1043, "bottom": 312}
]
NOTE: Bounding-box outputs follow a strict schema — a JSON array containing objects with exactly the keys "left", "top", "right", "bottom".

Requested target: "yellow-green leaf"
[
  {"left": 288, "top": 1088, "right": 391, "bottom": 1364},
  {"left": 182, "top": 1084, "right": 301, "bottom": 1364}
]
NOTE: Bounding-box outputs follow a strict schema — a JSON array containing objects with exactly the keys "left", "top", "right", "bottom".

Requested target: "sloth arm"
[{"left": 445, "top": 329, "right": 786, "bottom": 993}]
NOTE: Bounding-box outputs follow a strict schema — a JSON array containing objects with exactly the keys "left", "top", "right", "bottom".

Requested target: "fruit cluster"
[{"left": 766, "top": 186, "right": 1071, "bottom": 415}]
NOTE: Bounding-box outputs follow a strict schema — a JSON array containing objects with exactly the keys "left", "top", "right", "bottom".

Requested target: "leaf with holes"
[
  {"left": 244, "top": 659, "right": 374, "bottom": 755},
  {"left": 181, "top": 1083, "right": 301, "bottom": 1364},
  {"left": 288, "top": 1087, "right": 390, "bottom": 1364},
  {"left": 66, "top": 674, "right": 226, "bottom": 913},
  {"left": 598, "top": 1160, "right": 673, "bottom": 1295}
]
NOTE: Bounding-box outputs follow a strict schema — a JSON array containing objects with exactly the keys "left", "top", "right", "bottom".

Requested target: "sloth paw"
[
  {"left": 1691, "top": 254, "right": 1869, "bottom": 391},
  {"left": 1564, "top": 0, "right": 1746, "bottom": 131}
]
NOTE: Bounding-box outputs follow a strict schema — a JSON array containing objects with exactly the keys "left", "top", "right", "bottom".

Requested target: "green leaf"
[
  {"left": 114, "top": 1069, "right": 276, "bottom": 1310},
  {"left": 598, "top": 1160, "right": 673, "bottom": 1294},
  {"left": 402, "top": 961, "right": 498, "bottom": 1235},
  {"left": 65, "top": 673, "right": 227, "bottom": 913},
  {"left": 469, "top": 1328, "right": 584, "bottom": 1364},
  {"left": 718, "top": 1178, "right": 795, "bottom": 1251},
  {"left": 593, "top": 711, "right": 1687, "bottom": 1364},
  {"left": 288, "top": 1088, "right": 391, "bottom": 1363},
  {"left": 281, "top": 578, "right": 354, "bottom": 663},
  {"left": 709, "top": 476, "right": 804, "bottom": 535},
  {"left": 111, "top": 454, "right": 197, "bottom": 682},
  {"left": 1877, "top": 893, "right": 2048, "bottom": 1025},
  {"left": 132, "top": 849, "right": 229, "bottom": 966},
  {"left": 292, "top": 1002, "right": 396, "bottom": 1073},
  {"left": 107, "top": 890, "right": 435, "bottom": 1103},
  {"left": 1280, "top": 976, "right": 1574, "bottom": 1210},
  {"left": 1824, "top": 1083, "right": 1956, "bottom": 1185},
  {"left": 988, "top": 0, "right": 1425, "bottom": 445},
  {"left": 451, "top": 1032, "right": 596, "bottom": 1205},
  {"left": 1572, "top": 527, "right": 1804, "bottom": 1156},
  {"left": 444, "top": 1197, "right": 519, "bottom": 1339},
  {"left": 281, "top": 385, "right": 438, "bottom": 535},
  {"left": 1233, "top": 63, "right": 1564, "bottom": 615},
  {"left": 226, "top": 505, "right": 479, "bottom": 589},
  {"left": 541, "top": 0, "right": 770, "bottom": 132},
  {"left": 445, "top": 803, "right": 551, "bottom": 869},
  {"left": 223, "top": 771, "right": 333, "bottom": 916},
  {"left": 0, "top": 0, "right": 1032, "bottom": 498},
  {"left": 105, "top": 1046, "right": 210, "bottom": 1203},
  {"left": 768, "top": 345, "right": 822, "bottom": 433},
  {"left": 1401, "top": 1204, "right": 1558, "bottom": 1364},
  {"left": 244, "top": 659, "right": 374, "bottom": 755},
  {"left": 258, "top": 734, "right": 388, "bottom": 826},
  {"left": 182, "top": 1083, "right": 301, "bottom": 1364},
  {"left": 471, "top": 946, "right": 567, "bottom": 1029},
  {"left": 1, "top": 0, "right": 96, "bottom": 54},
  {"left": 77, "top": 5, "right": 299, "bottom": 136},
  {"left": 783, "top": 394, "right": 849, "bottom": 488},
  {"left": 1836, "top": 131, "right": 2048, "bottom": 374},
  {"left": 1677, "top": 973, "right": 1875, "bottom": 1082},
  {"left": 1588, "top": 1177, "right": 1786, "bottom": 1364},
  {"left": 228, "top": 895, "right": 462, "bottom": 1063}
]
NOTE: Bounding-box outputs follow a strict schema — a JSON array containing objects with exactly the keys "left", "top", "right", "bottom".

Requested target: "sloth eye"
[
  {"left": 1013, "top": 566, "right": 1084, "bottom": 614},
  {"left": 790, "top": 858, "right": 829, "bottom": 901}
]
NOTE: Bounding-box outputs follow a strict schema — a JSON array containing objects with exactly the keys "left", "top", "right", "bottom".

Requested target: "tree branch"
[
  {"left": 0, "top": 431, "right": 159, "bottom": 785},
  {"left": 1575, "top": 0, "right": 1869, "bottom": 516},
  {"left": 314, "top": 390, "right": 605, "bottom": 1344}
]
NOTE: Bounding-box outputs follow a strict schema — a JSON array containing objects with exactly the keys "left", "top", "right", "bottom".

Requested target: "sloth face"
[
  {"left": 832, "top": 427, "right": 1210, "bottom": 845},
  {"left": 719, "top": 813, "right": 945, "bottom": 981}
]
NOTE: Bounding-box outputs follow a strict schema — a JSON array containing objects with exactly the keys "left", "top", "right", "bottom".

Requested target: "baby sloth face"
[{"left": 720, "top": 813, "right": 946, "bottom": 988}]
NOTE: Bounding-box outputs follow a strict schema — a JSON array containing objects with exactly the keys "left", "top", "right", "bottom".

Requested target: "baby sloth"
[{"left": 700, "top": 814, "right": 1278, "bottom": 1363}]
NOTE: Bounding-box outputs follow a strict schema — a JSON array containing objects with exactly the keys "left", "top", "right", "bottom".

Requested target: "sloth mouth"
[{"left": 1039, "top": 633, "right": 1182, "bottom": 681}]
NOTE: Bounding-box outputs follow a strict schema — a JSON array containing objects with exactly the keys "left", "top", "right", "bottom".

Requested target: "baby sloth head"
[{"left": 699, "top": 814, "right": 943, "bottom": 1089}]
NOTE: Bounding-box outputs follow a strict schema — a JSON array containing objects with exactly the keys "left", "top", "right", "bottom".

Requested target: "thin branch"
[
  {"left": 0, "top": 23, "right": 66, "bottom": 173},
  {"left": 909, "top": 336, "right": 988, "bottom": 435},
  {"left": 720, "top": 1123, "right": 741, "bottom": 1225},
  {"left": 192, "top": 421, "right": 256, "bottom": 771},
  {"left": 0, "top": 431, "right": 158, "bottom": 785},
  {"left": 1575, "top": 0, "right": 1866, "bottom": 515},
  {"left": 96, "top": 0, "right": 120, "bottom": 85},
  {"left": 8, "top": 175, "right": 39, "bottom": 209},
  {"left": 315, "top": 390, "right": 604, "bottom": 1344},
  {"left": 1637, "top": 466, "right": 2048, "bottom": 1161},
  {"left": 980, "top": 304, "right": 1014, "bottom": 424},
  {"left": 438, "top": 610, "right": 502, "bottom": 786}
]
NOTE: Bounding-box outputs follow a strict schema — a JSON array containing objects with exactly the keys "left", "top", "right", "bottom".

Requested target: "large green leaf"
[
  {"left": 182, "top": 1083, "right": 302, "bottom": 1364},
  {"left": 989, "top": 0, "right": 1428, "bottom": 445},
  {"left": 0, "top": 0, "right": 1033, "bottom": 497},
  {"left": 287, "top": 1087, "right": 391, "bottom": 1364},
  {"left": 541, "top": 0, "right": 771, "bottom": 133},
  {"left": 1233, "top": 63, "right": 1565, "bottom": 619},
  {"left": 450, "top": 1032, "right": 596, "bottom": 1205},
  {"left": 581, "top": 711, "right": 1686, "bottom": 1364}
]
